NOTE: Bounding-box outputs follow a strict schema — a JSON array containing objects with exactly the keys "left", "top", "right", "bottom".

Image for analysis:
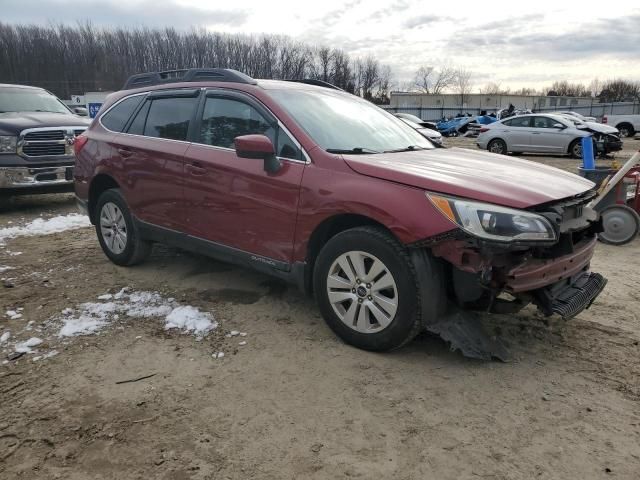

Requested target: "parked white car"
[
  {"left": 477, "top": 113, "right": 623, "bottom": 157},
  {"left": 602, "top": 114, "right": 640, "bottom": 138}
]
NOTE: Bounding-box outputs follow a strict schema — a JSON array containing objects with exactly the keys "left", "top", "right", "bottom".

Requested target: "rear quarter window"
[{"left": 100, "top": 95, "right": 144, "bottom": 132}]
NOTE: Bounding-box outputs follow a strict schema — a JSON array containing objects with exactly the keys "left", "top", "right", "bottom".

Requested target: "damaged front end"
[{"left": 424, "top": 189, "right": 608, "bottom": 320}]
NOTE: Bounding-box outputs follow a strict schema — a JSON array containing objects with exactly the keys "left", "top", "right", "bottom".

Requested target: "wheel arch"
[
  {"left": 616, "top": 122, "right": 634, "bottom": 136},
  {"left": 302, "top": 213, "right": 396, "bottom": 295},
  {"left": 88, "top": 174, "right": 120, "bottom": 224},
  {"left": 487, "top": 137, "right": 508, "bottom": 153}
]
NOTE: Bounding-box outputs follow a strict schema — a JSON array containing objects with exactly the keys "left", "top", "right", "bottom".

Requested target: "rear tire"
[
  {"left": 313, "top": 226, "right": 430, "bottom": 351},
  {"left": 95, "top": 188, "right": 151, "bottom": 266},
  {"left": 487, "top": 138, "right": 507, "bottom": 155}
]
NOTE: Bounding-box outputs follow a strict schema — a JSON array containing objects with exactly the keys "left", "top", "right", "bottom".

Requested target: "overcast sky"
[{"left": 3, "top": 0, "right": 639, "bottom": 90}]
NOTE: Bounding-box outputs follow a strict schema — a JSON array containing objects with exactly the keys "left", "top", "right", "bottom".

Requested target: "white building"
[{"left": 389, "top": 92, "right": 594, "bottom": 111}]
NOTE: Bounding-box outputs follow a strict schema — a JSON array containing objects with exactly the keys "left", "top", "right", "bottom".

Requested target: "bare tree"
[
  {"left": 479, "top": 82, "right": 509, "bottom": 95},
  {"left": 413, "top": 65, "right": 455, "bottom": 94},
  {"left": 0, "top": 22, "right": 392, "bottom": 101},
  {"left": 546, "top": 80, "right": 589, "bottom": 97},
  {"left": 599, "top": 79, "right": 640, "bottom": 102},
  {"left": 454, "top": 68, "right": 473, "bottom": 106}
]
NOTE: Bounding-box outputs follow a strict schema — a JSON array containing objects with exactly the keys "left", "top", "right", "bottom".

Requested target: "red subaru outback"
[{"left": 74, "top": 68, "right": 606, "bottom": 353}]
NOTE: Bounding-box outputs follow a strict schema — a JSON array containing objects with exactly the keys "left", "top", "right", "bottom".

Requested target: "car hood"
[
  {"left": 343, "top": 147, "right": 595, "bottom": 209},
  {"left": 0, "top": 112, "right": 91, "bottom": 135},
  {"left": 417, "top": 127, "right": 442, "bottom": 138},
  {"left": 581, "top": 121, "right": 618, "bottom": 134}
]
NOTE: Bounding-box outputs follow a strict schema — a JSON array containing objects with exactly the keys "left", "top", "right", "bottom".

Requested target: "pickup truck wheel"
[
  {"left": 313, "top": 226, "right": 423, "bottom": 351},
  {"left": 95, "top": 188, "right": 151, "bottom": 266},
  {"left": 616, "top": 123, "right": 634, "bottom": 138},
  {"left": 487, "top": 139, "right": 507, "bottom": 155}
]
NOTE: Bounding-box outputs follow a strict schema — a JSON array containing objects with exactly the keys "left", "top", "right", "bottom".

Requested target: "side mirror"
[
  {"left": 553, "top": 123, "right": 566, "bottom": 129},
  {"left": 73, "top": 107, "right": 88, "bottom": 116},
  {"left": 234, "top": 134, "right": 281, "bottom": 173}
]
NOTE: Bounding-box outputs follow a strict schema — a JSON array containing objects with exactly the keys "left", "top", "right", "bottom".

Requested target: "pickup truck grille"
[{"left": 19, "top": 127, "right": 86, "bottom": 158}]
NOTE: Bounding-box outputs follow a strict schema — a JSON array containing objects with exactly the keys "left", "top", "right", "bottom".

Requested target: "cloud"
[
  {"left": 0, "top": 0, "right": 248, "bottom": 28},
  {"left": 318, "top": 0, "right": 363, "bottom": 28},
  {"left": 446, "top": 14, "right": 640, "bottom": 60},
  {"left": 403, "top": 15, "right": 449, "bottom": 29}
]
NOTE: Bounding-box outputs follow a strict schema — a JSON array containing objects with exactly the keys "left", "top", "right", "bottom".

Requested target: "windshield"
[
  {"left": 0, "top": 88, "right": 70, "bottom": 114},
  {"left": 268, "top": 89, "right": 433, "bottom": 153}
]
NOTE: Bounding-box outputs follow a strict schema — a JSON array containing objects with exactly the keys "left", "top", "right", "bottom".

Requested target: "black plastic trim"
[{"left": 123, "top": 68, "right": 257, "bottom": 90}]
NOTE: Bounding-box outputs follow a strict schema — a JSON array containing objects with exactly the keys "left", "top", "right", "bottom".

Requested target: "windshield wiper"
[
  {"left": 383, "top": 145, "right": 426, "bottom": 153},
  {"left": 326, "top": 147, "right": 380, "bottom": 154}
]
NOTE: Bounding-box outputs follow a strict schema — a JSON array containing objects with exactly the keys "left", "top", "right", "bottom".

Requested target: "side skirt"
[{"left": 134, "top": 218, "right": 307, "bottom": 291}]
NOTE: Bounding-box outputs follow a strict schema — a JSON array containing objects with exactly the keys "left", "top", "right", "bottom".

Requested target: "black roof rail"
[
  {"left": 286, "top": 79, "right": 344, "bottom": 91},
  {"left": 122, "top": 68, "right": 257, "bottom": 90}
]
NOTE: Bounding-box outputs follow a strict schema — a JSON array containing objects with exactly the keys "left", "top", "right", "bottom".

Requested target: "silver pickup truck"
[{"left": 602, "top": 114, "right": 640, "bottom": 138}]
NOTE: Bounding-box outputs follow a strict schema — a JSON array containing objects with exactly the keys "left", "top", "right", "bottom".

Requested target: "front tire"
[
  {"left": 95, "top": 188, "right": 151, "bottom": 266},
  {"left": 313, "top": 226, "right": 425, "bottom": 351}
]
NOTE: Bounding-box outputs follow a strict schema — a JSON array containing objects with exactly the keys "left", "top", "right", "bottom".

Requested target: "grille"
[
  {"left": 22, "top": 143, "right": 66, "bottom": 156},
  {"left": 24, "top": 130, "right": 65, "bottom": 141},
  {"left": 20, "top": 128, "right": 85, "bottom": 158}
]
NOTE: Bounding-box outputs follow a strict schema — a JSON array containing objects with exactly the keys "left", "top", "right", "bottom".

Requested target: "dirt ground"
[{"left": 1, "top": 138, "right": 639, "bottom": 480}]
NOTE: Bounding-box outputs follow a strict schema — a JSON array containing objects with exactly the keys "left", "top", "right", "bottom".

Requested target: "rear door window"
[
  {"left": 531, "top": 116, "right": 556, "bottom": 129},
  {"left": 503, "top": 117, "right": 531, "bottom": 127},
  {"left": 100, "top": 95, "right": 144, "bottom": 132},
  {"left": 143, "top": 97, "right": 197, "bottom": 141}
]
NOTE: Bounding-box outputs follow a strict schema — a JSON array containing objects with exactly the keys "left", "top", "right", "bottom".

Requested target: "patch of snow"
[
  {"left": 213, "top": 352, "right": 224, "bottom": 359},
  {"left": 238, "top": 341, "right": 247, "bottom": 346},
  {"left": 5, "top": 310, "right": 22, "bottom": 320},
  {"left": 0, "top": 331, "right": 10, "bottom": 344},
  {"left": 239, "top": 332, "right": 247, "bottom": 337},
  {"left": 0, "top": 214, "right": 91, "bottom": 245},
  {"left": 15, "top": 337, "right": 43, "bottom": 353},
  {"left": 97, "top": 294, "right": 113, "bottom": 300},
  {"left": 230, "top": 330, "right": 239, "bottom": 336},
  {"left": 57, "top": 290, "right": 216, "bottom": 338},
  {"left": 0, "top": 265, "right": 14, "bottom": 273},
  {"left": 164, "top": 306, "right": 217, "bottom": 336}
]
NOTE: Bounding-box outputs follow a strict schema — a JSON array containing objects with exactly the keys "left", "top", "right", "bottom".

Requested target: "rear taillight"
[
  {"left": 73, "top": 134, "right": 88, "bottom": 155},
  {"left": 479, "top": 127, "right": 490, "bottom": 133},
  {"left": 602, "top": 115, "right": 608, "bottom": 124}
]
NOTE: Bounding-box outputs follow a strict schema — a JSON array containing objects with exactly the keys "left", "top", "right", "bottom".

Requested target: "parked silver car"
[{"left": 476, "top": 113, "right": 623, "bottom": 158}]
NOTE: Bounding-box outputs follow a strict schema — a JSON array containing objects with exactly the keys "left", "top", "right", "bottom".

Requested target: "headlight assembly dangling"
[{"left": 427, "top": 193, "right": 556, "bottom": 242}]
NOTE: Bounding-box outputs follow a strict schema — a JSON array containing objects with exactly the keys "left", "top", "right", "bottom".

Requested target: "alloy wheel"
[
  {"left": 100, "top": 202, "right": 128, "bottom": 254},
  {"left": 326, "top": 251, "right": 398, "bottom": 334}
]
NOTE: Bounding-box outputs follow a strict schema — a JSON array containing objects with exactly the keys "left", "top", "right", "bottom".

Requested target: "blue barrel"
[{"left": 581, "top": 136, "right": 595, "bottom": 169}]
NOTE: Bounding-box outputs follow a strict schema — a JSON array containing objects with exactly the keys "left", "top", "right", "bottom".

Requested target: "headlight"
[
  {"left": 0, "top": 136, "right": 17, "bottom": 154},
  {"left": 427, "top": 193, "right": 556, "bottom": 242}
]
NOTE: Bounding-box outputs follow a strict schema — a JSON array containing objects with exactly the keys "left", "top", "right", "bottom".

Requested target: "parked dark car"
[
  {"left": 74, "top": 69, "right": 607, "bottom": 352},
  {"left": 0, "top": 84, "right": 90, "bottom": 195}
]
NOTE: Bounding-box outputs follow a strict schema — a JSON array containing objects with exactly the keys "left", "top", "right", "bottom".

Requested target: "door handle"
[
  {"left": 117, "top": 148, "right": 133, "bottom": 158},
  {"left": 186, "top": 162, "right": 207, "bottom": 176}
]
